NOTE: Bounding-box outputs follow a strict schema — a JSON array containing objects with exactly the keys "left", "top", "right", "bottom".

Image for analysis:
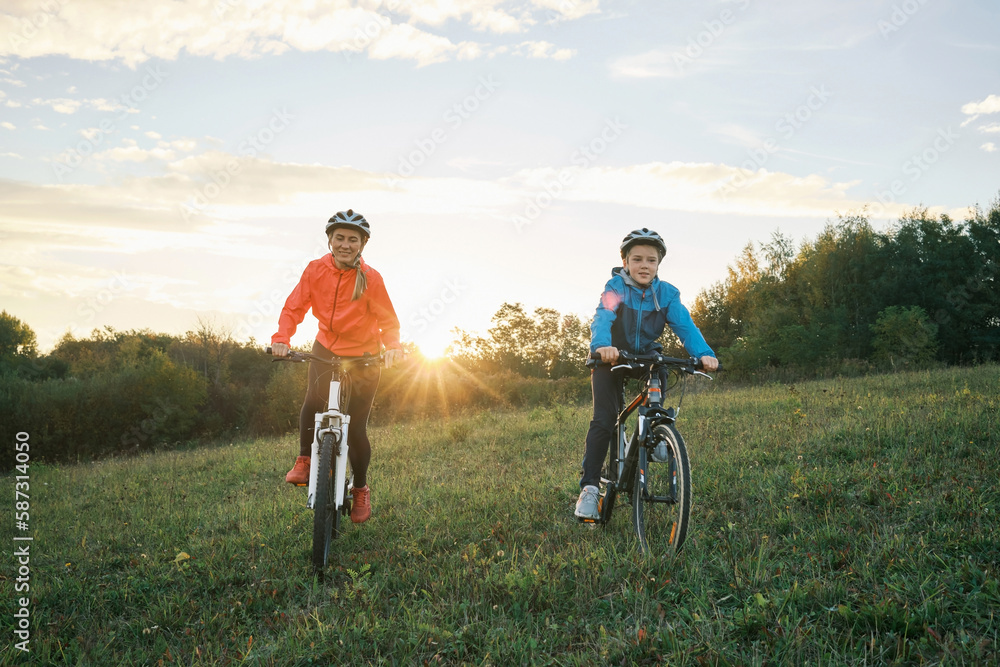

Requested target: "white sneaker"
[{"left": 575, "top": 485, "right": 600, "bottom": 519}]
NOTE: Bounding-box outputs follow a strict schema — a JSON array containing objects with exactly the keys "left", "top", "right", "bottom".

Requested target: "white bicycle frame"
[{"left": 306, "top": 374, "right": 352, "bottom": 510}]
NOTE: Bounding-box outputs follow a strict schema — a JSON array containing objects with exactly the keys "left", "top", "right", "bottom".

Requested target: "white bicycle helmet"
[
  {"left": 325, "top": 209, "right": 371, "bottom": 239},
  {"left": 620, "top": 228, "right": 666, "bottom": 259}
]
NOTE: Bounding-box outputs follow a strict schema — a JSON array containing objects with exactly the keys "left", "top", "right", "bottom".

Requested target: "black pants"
[
  {"left": 298, "top": 340, "right": 381, "bottom": 488},
  {"left": 580, "top": 364, "right": 666, "bottom": 489}
]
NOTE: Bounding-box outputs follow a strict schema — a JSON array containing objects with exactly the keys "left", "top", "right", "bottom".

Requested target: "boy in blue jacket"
[{"left": 575, "top": 228, "right": 718, "bottom": 519}]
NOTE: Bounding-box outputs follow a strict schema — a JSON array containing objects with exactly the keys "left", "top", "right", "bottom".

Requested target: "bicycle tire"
[
  {"left": 338, "top": 371, "right": 352, "bottom": 414},
  {"left": 633, "top": 424, "right": 691, "bottom": 555},
  {"left": 312, "top": 432, "right": 337, "bottom": 570}
]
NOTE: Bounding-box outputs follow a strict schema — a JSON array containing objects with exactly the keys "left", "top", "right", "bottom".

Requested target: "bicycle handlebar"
[
  {"left": 265, "top": 347, "right": 383, "bottom": 366},
  {"left": 588, "top": 350, "right": 722, "bottom": 373}
]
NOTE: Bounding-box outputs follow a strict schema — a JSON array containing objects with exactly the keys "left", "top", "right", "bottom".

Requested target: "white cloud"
[
  {"left": 962, "top": 94, "right": 1000, "bottom": 115},
  {"left": 0, "top": 152, "right": 22, "bottom": 159},
  {"left": 504, "top": 161, "right": 881, "bottom": 218},
  {"left": 30, "top": 96, "right": 122, "bottom": 114},
  {"left": 32, "top": 97, "right": 81, "bottom": 114},
  {"left": 1, "top": 121, "right": 14, "bottom": 130},
  {"left": 979, "top": 123, "right": 1000, "bottom": 134},
  {"left": 366, "top": 23, "right": 472, "bottom": 67},
  {"left": 532, "top": 0, "right": 601, "bottom": 21},
  {"left": 510, "top": 40, "right": 576, "bottom": 60},
  {"left": 1, "top": 144, "right": 923, "bottom": 241},
  {"left": 981, "top": 142, "right": 997, "bottom": 153},
  {"left": 95, "top": 144, "right": 178, "bottom": 163},
  {"left": 609, "top": 49, "right": 682, "bottom": 79},
  {"left": 0, "top": 0, "right": 593, "bottom": 66}
]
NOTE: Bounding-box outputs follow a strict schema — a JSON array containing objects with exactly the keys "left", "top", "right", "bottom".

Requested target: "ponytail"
[{"left": 351, "top": 255, "right": 368, "bottom": 301}]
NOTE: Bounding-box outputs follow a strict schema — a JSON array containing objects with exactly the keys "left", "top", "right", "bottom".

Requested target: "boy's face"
[{"left": 624, "top": 244, "right": 661, "bottom": 287}]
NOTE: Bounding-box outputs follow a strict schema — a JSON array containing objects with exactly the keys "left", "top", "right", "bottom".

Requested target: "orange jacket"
[{"left": 271, "top": 255, "right": 401, "bottom": 356}]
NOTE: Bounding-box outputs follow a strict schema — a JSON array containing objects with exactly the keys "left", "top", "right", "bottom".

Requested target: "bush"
[
  {"left": 870, "top": 305, "right": 939, "bottom": 367},
  {"left": 1, "top": 351, "right": 206, "bottom": 468}
]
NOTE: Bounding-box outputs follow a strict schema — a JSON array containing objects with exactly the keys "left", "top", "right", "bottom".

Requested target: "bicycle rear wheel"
[
  {"left": 633, "top": 424, "right": 691, "bottom": 555},
  {"left": 312, "top": 432, "right": 339, "bottom": 570}
]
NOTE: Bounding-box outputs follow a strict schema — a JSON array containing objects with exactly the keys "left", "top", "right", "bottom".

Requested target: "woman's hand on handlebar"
[
  {"left": 271, "top": 342, "right": 290, "bottom": 358},
  {"left": 383, "top": 348, "right": 404, "bottom": 369},
  {"left": 699, "top": 355, "right": 718, "bottom": 371},
  {"left": 595, "top": 346, "right": 619, "bottom": 364}
]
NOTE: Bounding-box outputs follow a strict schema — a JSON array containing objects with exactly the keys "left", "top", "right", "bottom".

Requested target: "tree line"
[
  {"left": 0, "top": 316, "right": 591, "bottom": 468},
  {"left": 691, "top": 201, "right": 1000, "bottom": 372}
]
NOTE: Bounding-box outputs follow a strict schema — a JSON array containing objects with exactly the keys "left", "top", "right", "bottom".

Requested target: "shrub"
[{"left": 870, "top": 305, "right": 939, "bottom": 367}]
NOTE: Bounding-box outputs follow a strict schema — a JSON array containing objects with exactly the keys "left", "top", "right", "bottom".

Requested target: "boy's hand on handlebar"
[
  {"left": 383, "top": 348, "right": 404, "bottom": 369},
  {"left": 699, "top": 355, "right": 718, "bottom": 371},
  {"left": 595, "top": 346, "right": 619, "bottom": 364},
  {"left": 271, "top": 343, "right": 290, "bottom": 358}
]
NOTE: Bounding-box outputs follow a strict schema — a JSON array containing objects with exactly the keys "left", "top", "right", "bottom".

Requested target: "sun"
[{"left": 411, "top": 333, "right": 452, "bottom": 360}]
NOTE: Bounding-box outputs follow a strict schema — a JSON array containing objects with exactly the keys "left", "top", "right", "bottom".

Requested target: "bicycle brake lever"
[
  {"left": 610, "top": 363, "right": 633, "bottom": 372},
  {"left": 692, "top": 370, "right": 713, "bottom": 380}
]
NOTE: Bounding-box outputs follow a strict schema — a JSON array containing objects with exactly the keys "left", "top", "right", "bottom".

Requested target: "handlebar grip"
[{"left": 265, "top": 346, "right": 272, "bottom": 355}]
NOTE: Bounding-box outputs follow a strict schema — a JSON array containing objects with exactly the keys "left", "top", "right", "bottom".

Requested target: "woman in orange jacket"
[{"left": 270, "top": 210, "right": 403, "bottom": 524}]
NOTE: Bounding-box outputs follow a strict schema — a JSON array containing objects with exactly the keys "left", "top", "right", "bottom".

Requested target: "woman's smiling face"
[{"left": 329, "top": 228, "right": 365, "bottom": 268}]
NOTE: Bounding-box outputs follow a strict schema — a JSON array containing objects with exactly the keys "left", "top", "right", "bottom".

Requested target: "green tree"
[
  {"left": 449, "top": 303, "right": 591, "bottom": 379},
  {"left": 0, "top": 311, "right": 37, "bottom": 361},
  {"left": 870, "top": 305, "right": 939, "bottom": 366}
]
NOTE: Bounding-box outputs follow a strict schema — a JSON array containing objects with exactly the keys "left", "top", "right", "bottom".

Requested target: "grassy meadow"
[{"left": 3, "top": 364, "right": 998, "bottom": 665}]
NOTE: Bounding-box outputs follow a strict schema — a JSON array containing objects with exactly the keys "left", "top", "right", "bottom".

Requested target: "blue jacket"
[{"left": 590, "top": 267, "right": 715, "bottom": 358}]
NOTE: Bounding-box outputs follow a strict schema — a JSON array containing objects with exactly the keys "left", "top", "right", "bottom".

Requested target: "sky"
[{"left": 1, "top": 0, "right": 998, "bottom": 358}]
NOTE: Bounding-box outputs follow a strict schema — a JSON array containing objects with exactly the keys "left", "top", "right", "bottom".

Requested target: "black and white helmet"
[
  {"left": 620, "top": 228, "right": 666, "bottom": 259},
  {"left": 325, "top": 209, "right": 371, "bottom": 239}
]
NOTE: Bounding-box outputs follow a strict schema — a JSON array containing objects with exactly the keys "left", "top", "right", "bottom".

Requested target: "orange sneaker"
[
  {"left": 285, "top": 456, "right": 310, "bottom": 485},
  {"left": 350, "top": 486, "right": 371, "bottom": 523}
]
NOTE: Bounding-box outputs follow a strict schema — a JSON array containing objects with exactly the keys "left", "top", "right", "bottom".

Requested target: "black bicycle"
[
  {"left": 267, "top": 347, "right": 381, "bottom": 570},
  {"left": 583, "top": 350, "right": 718, "bottom": 555}
]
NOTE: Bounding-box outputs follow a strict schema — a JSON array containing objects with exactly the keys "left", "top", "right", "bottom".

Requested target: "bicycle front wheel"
[
  {"left": 633, "top": 424, "right": 691, "bottom": 556},
  {"left": 312, "top": 432, "right": 339, "bottom": 570}
]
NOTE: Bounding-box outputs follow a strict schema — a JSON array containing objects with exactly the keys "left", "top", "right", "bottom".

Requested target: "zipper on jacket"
[
  {"left": 328, "top": 271, "right": 344, "bottom": 347},
  {"left": 635, "top": 288, "right": 645, "bottom": 351}
]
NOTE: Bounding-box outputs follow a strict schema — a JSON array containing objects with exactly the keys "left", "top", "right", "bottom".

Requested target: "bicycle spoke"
[{"left": 633, "top": 424, "right": 691, "bottom": 556}]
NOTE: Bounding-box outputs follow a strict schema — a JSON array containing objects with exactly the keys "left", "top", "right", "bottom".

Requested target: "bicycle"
[
  {"left": 582, "top": 350, "right": 718, "bottom": 556},
  {"left": 267, "top": 347, "right": 382, "bottom": 570}
]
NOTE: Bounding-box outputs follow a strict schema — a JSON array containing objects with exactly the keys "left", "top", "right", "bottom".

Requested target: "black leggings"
[
  {"left": 298, "top": 340, "right": 381, "bottom": 488},
  {"left": 580, "top": 364, "right": 668, "bottom": 489}
]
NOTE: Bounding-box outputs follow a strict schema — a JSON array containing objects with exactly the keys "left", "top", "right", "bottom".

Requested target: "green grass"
[{"left": 3, "top": 365, "right": 998, "bottom": 665}]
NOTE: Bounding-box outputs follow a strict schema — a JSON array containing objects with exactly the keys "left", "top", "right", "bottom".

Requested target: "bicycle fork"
[{"left": 306, "top": 414, "right": 351, "bottom": 510}]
